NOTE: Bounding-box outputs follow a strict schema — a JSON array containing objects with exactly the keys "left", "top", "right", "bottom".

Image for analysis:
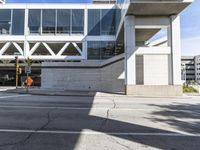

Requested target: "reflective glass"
[
  {"left": 12, "top": 9, "right": 25, "bottom": 35},
  {"left": 115, "top": 8, "right": 121, "bottom": 33},
  {"left": 42, "top": 9, "right": 56, "bottom": 34},
  {"left": 28, "top": 9, "right": 41, "bottom": 34},
  {"left": 0, "top": 9, "right": 11, "bottom": 35},
  {"left": 57, "top": 9, "right": 70, "bottom": 34},
  {"left": 88, "top": 9, "right": 100, "bottom": 35},
  {"left": 88, "top": 41, "right": 116, "bottom": 60},
  {"left": 100, "top": 41, "right": 115, "bottom": 59},
  {"left": 72, "top": 9, "right": 84, "bottom": 34},
  {"left": 101, "top": 9, "right": 115, "bottom": 35},
  {"left": 115, "top": 42, "right": 124, "bottom": 55},
  {"left": 87, "top": 41, "right": 100, "bottom": 60}
]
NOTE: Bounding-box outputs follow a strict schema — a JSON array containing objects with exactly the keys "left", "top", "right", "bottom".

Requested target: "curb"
[{"left": 5, "top": 90, "right": 96, "bottom": 97}]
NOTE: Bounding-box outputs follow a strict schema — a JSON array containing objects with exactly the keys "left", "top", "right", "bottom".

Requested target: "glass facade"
[
  {"left": 28, "top": 9, "right": 41, "bottom": 34},
  {"left": 28, "top": 9, "right": 84, "bottom": 35},
  {"left": 0, "top": 9, "right": 11, "bottom": 35},
  {"left": 88, "top": 9, "right": 100, "bottom": 35},
  {"left": 0, "top": 8, "right": 119, "bottom": 36},
  {"left": 87, "top": 41, "right": 101, "bottom": 60},
  {"left": 101, "top": 9, "right": 115, "bottom": 35},
  {"left": 88, "top": 41, "right": 116, "bottom": 60},
  {"left": 42, "top": 9, "right": 56, "bottom": 34},
  {"left": 88, "top": 9, "right": 116, "bottom": 36},
  {"left": 72, "top": 9, "right": 84, "bottom": 34},
  {"left": 57, "top": 9, "right": 70, "bottom": 34},
  {"left": 12, "top": 9, "right": 25, "bottom": 35},
  {"left": 0, "top": 7, "right": 123, "bottom": 60}
]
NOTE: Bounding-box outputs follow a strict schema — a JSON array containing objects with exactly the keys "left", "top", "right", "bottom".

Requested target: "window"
[
  {"left": 28, "top": 9, "right": 41, "bottom": 34},
  {"left": 0, "top": 9, "right": 11, "bottom": 35},
  {"left": 101, "top": 9, "right": 115, "bottom": 35},
  {"left": 87, "top": 41, "right": 101, "bottom": 60},
  {"left": 115, "top": 8, "right": 121, "bottom": 33},
  {"left": 12, "top": 9, "right": 25, "bottom": 35},
  {"left": 42, "top": 9, "right": 56, "bottom": 34},
  {"left": 88, "top": 41, "right": 116, "bottom": 60},
  {"left": 72, "top": 9, "right": 84, "bottom": 34},
  {"left": 57, "top": 9, "right": 70, "bottom": 34},
  {"left": 88, "top": 9, "right": 116, "bottom": 36},
  {"left": 100, "top": 41, "right": 115, "bottom": 59},
  {"left": 88, "top": 9, "right": 100, "bottom": 35}
]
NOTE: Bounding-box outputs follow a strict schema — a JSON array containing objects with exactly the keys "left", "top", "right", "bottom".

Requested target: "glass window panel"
[
  {"left": 115, "top": 8, "right": 121, "bottom": 33},
  {"left": 57, "top": 9, "right": 70, "bottom": 34},
  {"left": 101, "top": 9, "right": 116, "bottom": 35},
  {"left": 100, "top": 41, "right": 115, "bottom": 59},
  {"left": 0, "top": 9, "right": 11, "bottom": 35},
  {"left": 88, "top": 9, "right": 100, "bottom": 35},
  {"left": 72, "top": 9, "right": 84, "bottom": 34},
  {"left": 28, "top": 9, "right": 41, "bottom": 34},
  {"left": 115, "top": 42, "right": 124, "bottom": 55},
  {"left": 12, "top": 9, "right": 25, "bottom": 35},
  {"left": 42, "top": 9, "right": 56, "bottom": 34},
  {"left": 87, "top": 41, "right": 100, "bottom": 60}
]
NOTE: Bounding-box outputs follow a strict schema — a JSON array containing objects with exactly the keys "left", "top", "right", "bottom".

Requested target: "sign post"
[
  {"left": 14, "top": 52, "right": 21, "bottom": 89},
  {"left": 25, "top": 58, "right": 32, "bottom": 92}
]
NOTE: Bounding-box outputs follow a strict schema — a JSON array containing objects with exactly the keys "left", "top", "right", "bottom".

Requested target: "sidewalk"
[
  {"left": 4, "top": 87, "right": 97, "bottom": 97},
  {"left": 1, "top": 86, "right": 199, "bottom": 98}
]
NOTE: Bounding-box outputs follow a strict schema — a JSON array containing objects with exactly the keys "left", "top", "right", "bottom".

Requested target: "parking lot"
[{"left": 0, "top": 92, "right": 199, "bottom": 150}]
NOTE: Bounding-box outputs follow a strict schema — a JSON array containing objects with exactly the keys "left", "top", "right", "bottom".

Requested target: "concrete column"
[
  {"left": 124, "top": 15, "right": 136, "bottom": 94},
  {"left": 24, "top": 8, "right": 29, "bottom": 59},
  {"left": 168, "top": 15, "right": 182, "bottom": 85}
]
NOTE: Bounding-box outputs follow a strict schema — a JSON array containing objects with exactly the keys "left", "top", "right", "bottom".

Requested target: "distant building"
[
  {"left": 195, "top": 55, "right": 200, "bottom": 84},
  {"left": 181, "top": 56, "right": 195, "bottom": 84},
  {"left": 181, "top": 55, "right": 200, "bottom": 85}
]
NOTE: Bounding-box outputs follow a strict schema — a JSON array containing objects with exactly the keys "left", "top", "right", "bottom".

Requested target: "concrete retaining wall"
[{"left": 41, "top": 54, "right": 125, "bottom": 93}]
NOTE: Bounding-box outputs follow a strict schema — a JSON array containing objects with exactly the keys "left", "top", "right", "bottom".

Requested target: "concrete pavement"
[{"left": 0, "top": 92, "right": 199, "bottom": 149}]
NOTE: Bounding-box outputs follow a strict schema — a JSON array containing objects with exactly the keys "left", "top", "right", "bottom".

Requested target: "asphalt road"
[{"left": 0, "top": 92, "right": 199, "bottom": 150}]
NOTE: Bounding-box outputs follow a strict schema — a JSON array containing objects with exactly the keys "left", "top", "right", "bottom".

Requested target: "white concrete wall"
[
  {"left": 41, "top": 55, "right": 125, "bottom": 93},
  {"left": 143, "top": 55, "right": 169, "bottom": 85}
]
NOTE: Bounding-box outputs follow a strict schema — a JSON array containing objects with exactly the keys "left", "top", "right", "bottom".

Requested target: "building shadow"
[
  {"left": 0, "top": 93, "right": 200, "bottom": 150},
  {"left": 146, "top": 103, "right": 200, "bottom": 134}
]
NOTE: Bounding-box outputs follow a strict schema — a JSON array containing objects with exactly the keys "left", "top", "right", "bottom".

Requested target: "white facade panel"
[{"left": 143, "top": 55, "right": 169, "bottom": 85}]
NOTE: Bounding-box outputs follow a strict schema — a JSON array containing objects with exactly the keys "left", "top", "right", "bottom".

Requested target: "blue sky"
[
  {"left": 180, "top": 0, "right": 200, "bottom": 56},
  {"left": 7, "top": 0, "right": 200, "bottom": 56}
]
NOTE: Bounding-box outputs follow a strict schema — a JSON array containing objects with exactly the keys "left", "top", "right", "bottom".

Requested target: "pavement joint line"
[
  {"left": 0, "top": 129, "right": 199, "bottom": 137},
  {"left": 0, "top": 105, "right": 199, "bottom": 113}
]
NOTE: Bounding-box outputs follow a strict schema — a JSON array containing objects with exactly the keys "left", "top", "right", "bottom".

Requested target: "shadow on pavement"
[
  {"left": 0, "top": 92, "right": 199, "bottom": 150},
  {"left": 147, "top": 103, "right": 200, "bottom": 134}
]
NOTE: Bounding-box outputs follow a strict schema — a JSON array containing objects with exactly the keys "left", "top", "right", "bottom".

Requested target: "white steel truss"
[{"left": 0, "top": 41, "right": 85, "bottom": 61}]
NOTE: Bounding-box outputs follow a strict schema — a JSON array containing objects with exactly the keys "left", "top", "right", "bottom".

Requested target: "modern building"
[
  {"left": 195, "top": 55, "right": 200, "bottom": 84},
  {"left": 181, "top": 55, "right": 200, "bottom": 85},
  {"left": 0, "top": 0, "right": 193, "bottom": 96},
  {"left": 181, "top": 56, "right": 195, "bottom": 84}
]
